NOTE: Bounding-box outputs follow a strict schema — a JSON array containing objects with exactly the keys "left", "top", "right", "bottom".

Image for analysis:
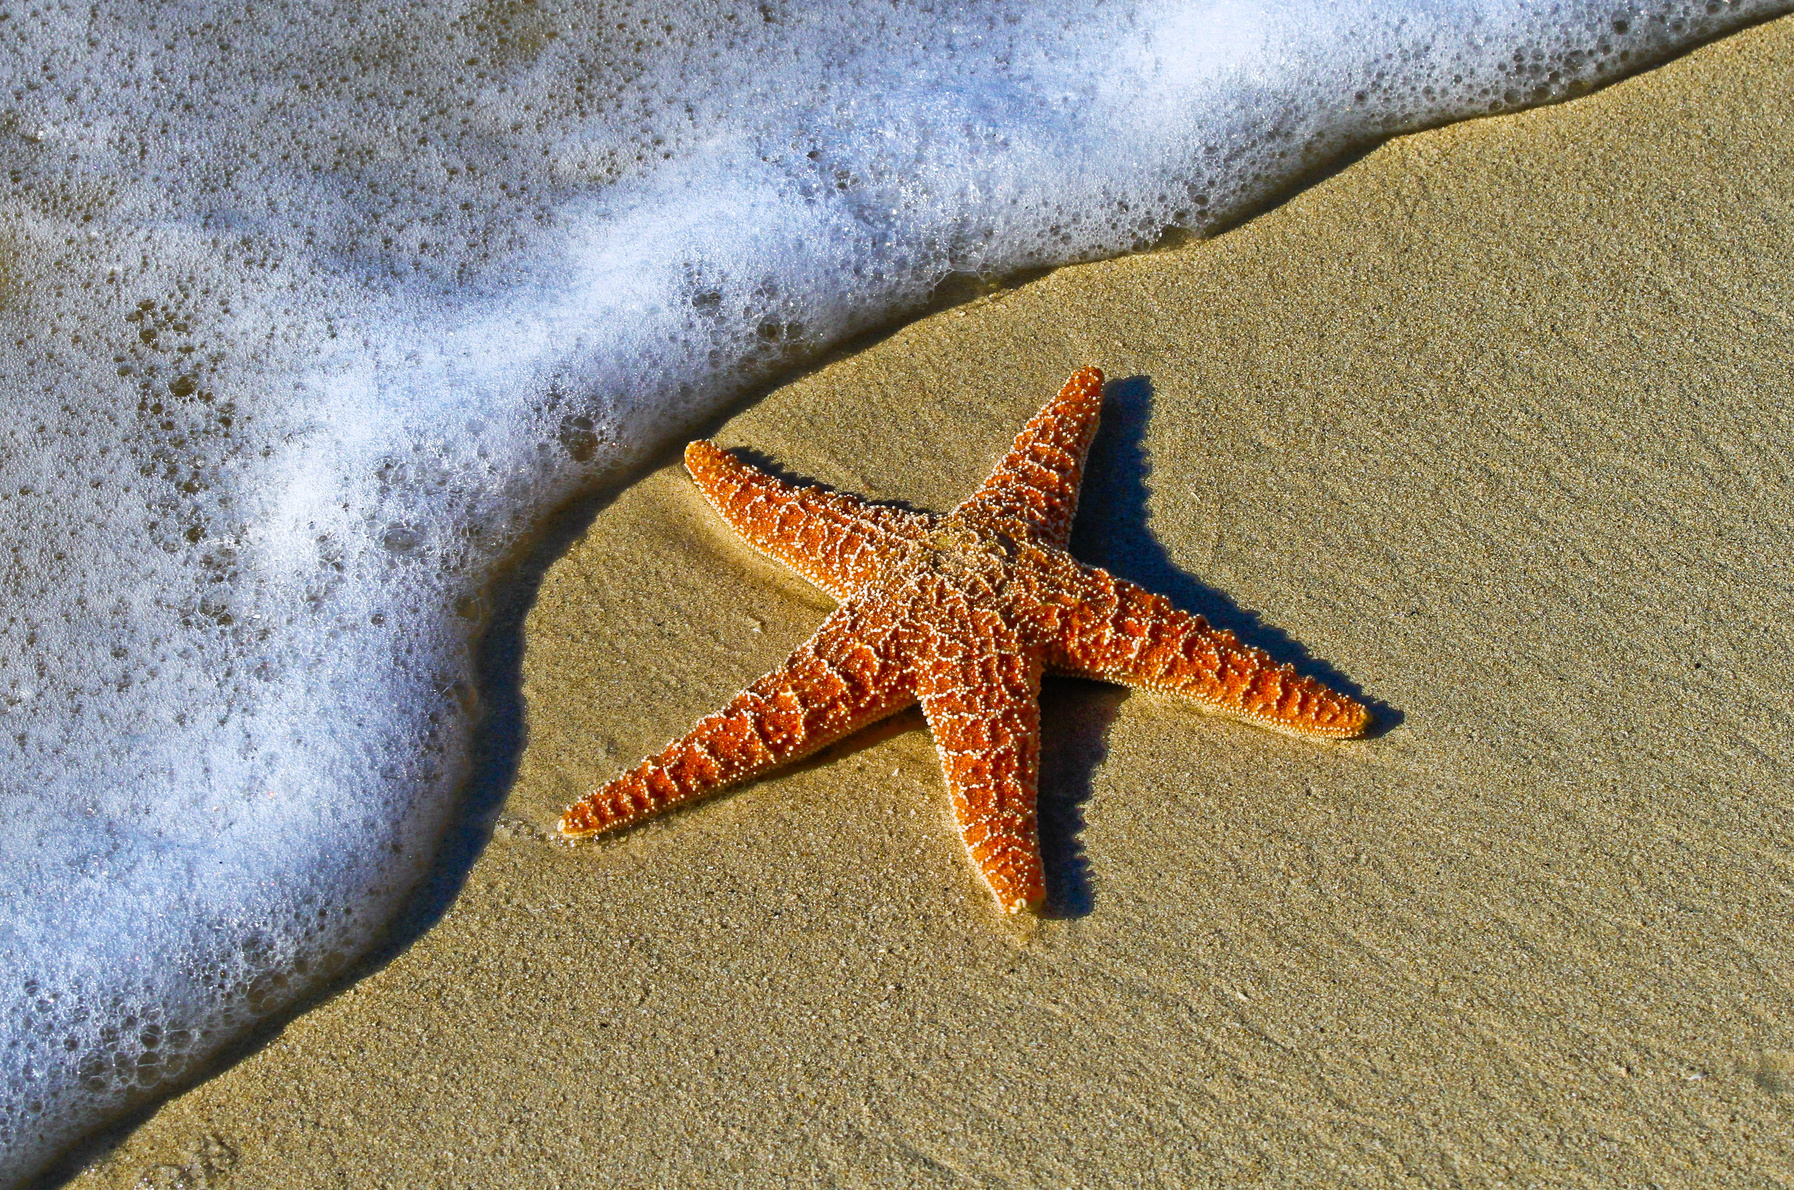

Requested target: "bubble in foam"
[{"left": 1, "top": 0, "right": 1784, "bottom": 1180}]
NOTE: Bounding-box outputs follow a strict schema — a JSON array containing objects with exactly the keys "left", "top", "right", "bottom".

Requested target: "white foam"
[{"left": 0, "top": 0, "right": 1781, "bottom": 1179}]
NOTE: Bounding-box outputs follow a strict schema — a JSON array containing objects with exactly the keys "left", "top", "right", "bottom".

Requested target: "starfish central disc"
[{"left": 559, "top": 368, "right": 1369, "bottom": 913}]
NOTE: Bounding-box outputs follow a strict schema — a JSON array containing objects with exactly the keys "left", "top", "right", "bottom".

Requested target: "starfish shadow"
[
  {"left": 1036, "top": 677, "right": 1122, "bottom": 918},
  {"left": 1070, "top": 375, "right": 1399, "bottom": 730}
]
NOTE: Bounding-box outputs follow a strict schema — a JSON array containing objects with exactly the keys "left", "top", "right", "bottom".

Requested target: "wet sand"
[{"left": 66, "top": 17, "right": 1794, "bottom": 1188}]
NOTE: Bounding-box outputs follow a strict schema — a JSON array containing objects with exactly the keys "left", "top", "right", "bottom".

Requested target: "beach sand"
[{"left": 64, "top": 17, "right": 1794, "bottom": 1188}]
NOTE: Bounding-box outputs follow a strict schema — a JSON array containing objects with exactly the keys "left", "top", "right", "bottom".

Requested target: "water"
[{"left": 0, "top": 0, "right": 1782, "bottom": 1181}]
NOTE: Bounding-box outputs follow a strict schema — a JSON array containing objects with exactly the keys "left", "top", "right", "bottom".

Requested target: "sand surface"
[{"left": 63, "top": 18, "right": 1794, "bottom": 1188}]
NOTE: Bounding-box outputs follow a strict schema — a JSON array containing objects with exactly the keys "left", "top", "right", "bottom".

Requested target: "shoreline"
[{"left": 63, "top": 17, "right": 1794, "bottom": 1187}]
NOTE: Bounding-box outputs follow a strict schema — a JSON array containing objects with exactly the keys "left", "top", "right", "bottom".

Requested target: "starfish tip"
[
  {"left": 1001, "top": 894, "right": 1045, "bottom": 915},
  {"left": 557, "top": 803, "right": 602, "bottom": 838},
  {"left": 683, "top": 438, "right": 725, "bottom": 472}
]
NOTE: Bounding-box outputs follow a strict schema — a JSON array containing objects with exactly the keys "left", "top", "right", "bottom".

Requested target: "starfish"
[{"left": 560, "top": 368, "right": 1368, "bottom": 912}]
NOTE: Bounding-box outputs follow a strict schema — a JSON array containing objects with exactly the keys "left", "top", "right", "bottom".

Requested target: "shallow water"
[{"left": 0, "top": 0, "right": 1784, "bottom": 1181}]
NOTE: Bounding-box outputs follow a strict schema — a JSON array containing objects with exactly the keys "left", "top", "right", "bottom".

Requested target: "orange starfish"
[{"left": 560, "top": 368, "right": 1368, "bottom": 912}]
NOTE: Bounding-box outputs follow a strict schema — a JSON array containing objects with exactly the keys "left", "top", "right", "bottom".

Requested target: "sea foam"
[{"left": 0, "top": 0, "right": 1783, "bottom": 1180}]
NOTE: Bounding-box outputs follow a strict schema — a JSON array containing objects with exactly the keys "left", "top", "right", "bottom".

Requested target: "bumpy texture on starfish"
[{"left": 560, "top": 368, "right": 1368, "bottom": 912}]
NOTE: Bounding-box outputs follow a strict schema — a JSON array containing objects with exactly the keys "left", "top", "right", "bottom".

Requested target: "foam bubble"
[{"left": 1, "top": 0, "right": 1781, "bottom": 1180}]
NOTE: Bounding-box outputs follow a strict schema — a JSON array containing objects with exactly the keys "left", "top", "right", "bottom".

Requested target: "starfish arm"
[
  {"left": 954, "top": 367, "right": 1105, "bottom": 547},
  {"left": 685, "top": 439, "right": 934, "bottom": 600},
  {"left": 1043, "top": 564, "right": 1370, "bottom": 738},
  {"left": 560, "top": 599, "right": 914, "bottom": 837},
  {"left": 914, "top": 600, "right": 1047, "bottom": 913}
]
